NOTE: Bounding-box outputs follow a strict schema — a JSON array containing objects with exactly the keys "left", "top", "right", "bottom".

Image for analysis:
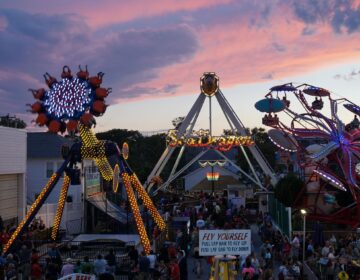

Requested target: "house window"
[{"left": 46, "top": 162, "right": 54, "bottom": 178}]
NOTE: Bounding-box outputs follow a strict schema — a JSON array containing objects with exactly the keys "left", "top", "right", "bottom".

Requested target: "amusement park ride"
[
  {"left": 4, "top": 69, "right": 281, "bottom": 255},
  {"left": 255, "top": 83, "right": 360, "bottom": 227},
  {"left": 9, "top": 64, "right": 359, "bottom": 258},
  {"left": 146, "top": 73, "right": 278, "bottom": 195},
  {"left": 3, "top": 66, "right": 166, "bottom": 255}
]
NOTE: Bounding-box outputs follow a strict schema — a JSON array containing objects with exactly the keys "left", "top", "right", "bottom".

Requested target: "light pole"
[
  {"left": 300, "top": 209, "right": 307, "bottom": 264},
  {"left": 211, "top": 165, "right": 215, "bottom": 195},
  {"left": 200, "top": 160, "right": 225, "bottom": 196}
]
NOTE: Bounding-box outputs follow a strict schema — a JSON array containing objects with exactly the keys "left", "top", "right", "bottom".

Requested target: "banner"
[
  {"left": 199, "top": 229, "right": 251, "bottom": 256},
  {"left": 84, "top": 165, "right": 101, "bottom": 198}
]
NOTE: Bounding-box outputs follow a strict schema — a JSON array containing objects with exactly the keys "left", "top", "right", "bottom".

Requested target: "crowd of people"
[
  {"left": 160, "top": 190, "right": 280, "bottom": 279},
  {"left": 0, "top": 216, "right": 50, "bottom": 279},
  {"left": 1, "top": 191, "right": 360, "bottom": 280},
  {"left": 304, "top": 231, "right": 360, "bottom": 279}
]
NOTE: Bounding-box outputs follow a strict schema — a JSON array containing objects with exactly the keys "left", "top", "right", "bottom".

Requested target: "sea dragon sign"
[{"left": 166, "top": 129, "right": 254, "bottom": 152}]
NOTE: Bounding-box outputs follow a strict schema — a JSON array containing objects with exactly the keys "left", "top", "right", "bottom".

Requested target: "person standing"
[
  {"left": 105, "top": 249, "right": 116, "bottom": 275},
  {"left": 264, "top": 248, "right": 273, "bottom": 269},
  {"left": 5, "top": 263, "right": 17, "bottom": 280},
  {"left": 147, "top": 250, "right": 157, "bottom": 277},
  {"left": 178, "top": 250, "right": 187, "bottom": 280},
  {"left": 169, "top": 258, "right": 180, "bottom": 280},
  {"left": 19, "top": 244, "right": 31, "bottom": 279},
  {"left": 44, "top": 257, "right": 59, "bottom": 280},
  {"left": 250, "top": 252, "right": 261, "bottom": 280},
  {"left": 138, "top": 251, "right": 150, "bottom": 280},
  {"left": 61, "top": 258, "right": 74, "bottom": 277},
  {"left": 94, "top": 254, "right": 107, "bottom": 277},
  {"left": 81, "top": 256, "right": 94, "bottom": 274},
  {"left": 241, "top": 258, "right": 255, "bottom": 279},
  {"left": 291, "top": 234, "right": 300, "bottom": 258},
  {"left": 30, "top": 258, "right": 42, "bottom": 280},
  {"left": 128, "top": 246, "right": 139, "bottom": 266}
]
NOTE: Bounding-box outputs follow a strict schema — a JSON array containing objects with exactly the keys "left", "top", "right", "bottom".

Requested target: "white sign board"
[{"left": 199, "top": 229, "right": 251, "bottom": 256}]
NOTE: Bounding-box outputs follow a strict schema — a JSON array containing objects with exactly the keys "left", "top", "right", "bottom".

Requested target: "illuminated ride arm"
[
  {"left": 79, "top": 124, "right": 113, "bottom": 181},
  {"left": 121, "top": 170, "right": 151, "bottom": 254},
  {"left": 51, "top": 174, "right": 71, "bottom": 240},
  {"left": 124, "top": 165, "right": 166, "bottom": 231},
  {"left": 2, "top": 158, "right": 71, "bottom": 254}
]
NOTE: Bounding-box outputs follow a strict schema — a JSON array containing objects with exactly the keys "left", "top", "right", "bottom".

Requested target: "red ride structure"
[{"left": 255, "top": 83, "right": 360, "bottom": 227}]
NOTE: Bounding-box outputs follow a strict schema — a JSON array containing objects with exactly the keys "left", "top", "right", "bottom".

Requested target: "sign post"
[{"left": 199, "top": 229, "right": 251, "bottom": 256}]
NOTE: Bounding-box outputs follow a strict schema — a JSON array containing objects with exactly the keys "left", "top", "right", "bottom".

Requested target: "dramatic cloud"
[
  {"left": 290, "top": 0, "right": 360, "bottom": 33},
  {"left": 1, "top": 0, "right": 360, "bottom": 128},
  {"left": 0, "top": 8, "right": 198, "bottom": 115},
  {"left": 89, "top": 25, "right": 198, "bottom": 100}
]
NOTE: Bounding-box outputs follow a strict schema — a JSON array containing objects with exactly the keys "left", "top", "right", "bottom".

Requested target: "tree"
[
  {"left": 274, "top": 173, "right": 304, "bottom": 206},
  {"left": 0, "top": 114, "right": 26, "bottom": 128},
  {"left": 96, "top": 129, "right": 168, "bottom": 182},
  {"left": 236, "top": 127, "right": 276, "bottom": 172}
]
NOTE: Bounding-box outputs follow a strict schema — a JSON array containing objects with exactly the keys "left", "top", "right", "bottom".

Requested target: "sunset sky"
[{"left": 1, "top": 0, "right": 360, "bottom": 135}]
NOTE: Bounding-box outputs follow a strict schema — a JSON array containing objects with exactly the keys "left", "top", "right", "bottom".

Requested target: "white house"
[
  {"left": 0, "top": 126, "right": 27, "bottom": 225},
  {"left": 27, "top": 132, "right": 83, "bottom": 233}
]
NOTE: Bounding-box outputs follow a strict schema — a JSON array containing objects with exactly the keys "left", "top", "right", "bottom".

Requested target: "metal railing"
[{"left": 303, "top": 261, "right": 319, "bottom": 280}]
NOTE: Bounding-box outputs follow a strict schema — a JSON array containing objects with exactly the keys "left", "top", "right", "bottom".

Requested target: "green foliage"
[
  {"left": 274, "top": 173, "right": 304, "bottom": 207},
  {"left": 236, "top": 127, "right": 275, "bottom": 172},
  {"left": 96, "top": 129, "right": 169, "bottom": 182},
  {"left": 0, "top": 115, "right": 26, "bottom": 128}
]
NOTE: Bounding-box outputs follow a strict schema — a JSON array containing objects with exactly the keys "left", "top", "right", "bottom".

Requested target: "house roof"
[{"left": 27, "top": 132, "right": 73, "bottom": 159}]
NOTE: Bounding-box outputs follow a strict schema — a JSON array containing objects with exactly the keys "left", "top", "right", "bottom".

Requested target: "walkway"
[{"left": 186, "top": 224, "right": 278, "bottom": 279}]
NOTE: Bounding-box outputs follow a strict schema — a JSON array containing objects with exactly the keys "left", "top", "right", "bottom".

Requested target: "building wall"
[
  {"left": 0, "top": 126, "right": 26, "bottom": 223},
  {"left": 0, "top": 126, "right": 26, "bottom": 174},
  {"left": 27, "top": 157, "right": 83, "bottom": 233},
  {"left": 27, "top": 158, "right": 82, "bottom": 204}
]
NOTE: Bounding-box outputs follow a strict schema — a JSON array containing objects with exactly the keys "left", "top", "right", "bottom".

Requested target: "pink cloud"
[
  {"left": 1, "top": 0, "right": 233, "bottom": 28},
  {"left": 129, "top": 9, "right": 360, "bottom": 100}
]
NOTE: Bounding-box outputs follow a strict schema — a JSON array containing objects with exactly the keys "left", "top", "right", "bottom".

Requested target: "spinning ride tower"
[
  {"left": 255, "top": 83, "right": 360, "bottom": 227},
  {"left": 3, "top": 66, "right": 165, "bottom": 255}
]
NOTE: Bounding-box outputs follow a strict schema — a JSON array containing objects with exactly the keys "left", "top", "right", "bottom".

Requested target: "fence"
[
  {"left": 303, "top": 261, "right": 319, "bottom": 280},
  {"left": 28, "top": 202, "right": 83, "bottom": 235},
  {"left": 268, "top": 194, "right": 291, "bottom": 237}
]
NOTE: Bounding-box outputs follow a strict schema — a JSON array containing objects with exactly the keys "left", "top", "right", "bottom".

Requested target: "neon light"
[
  {"left": 122, "top": 173, "right": 151, "bottom": 254},
  {"left": 3, "top": 174, "right": 57, "bottom": 254},
  {"left": 167, "top": 130, "right": 254, "bottom": 149},
  {"left": 268, "top": 135, "right": 297, "bottom": 153},
  {"left": 44, "top": 78, "right": 94, "bottom": 119},
  {"left": 199, "top": 160, "right": 226, "bottom": 168},
  {"left": 130, "top": 174, "right": 166, "bottom": 231},
  {"left": 113, "top": 164, "right": 120, "bottom": 193},
  {"left": 122, "top": 142, "right": 129, "bottom": 160},
  {"left": 313, "top": 170, "right": 346, "bottom": 191},
  {"left": 79, "top": 124, "right": 113, "bottom": 181},
  {"left": 200, "top": 72, "right": 219, "bottom": 97},
  {"left": 207, "top": 172, "right": 220, "bottom": 181},
  {"left": 51, "top": 175, "right": 70, "bottom": 240}
]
